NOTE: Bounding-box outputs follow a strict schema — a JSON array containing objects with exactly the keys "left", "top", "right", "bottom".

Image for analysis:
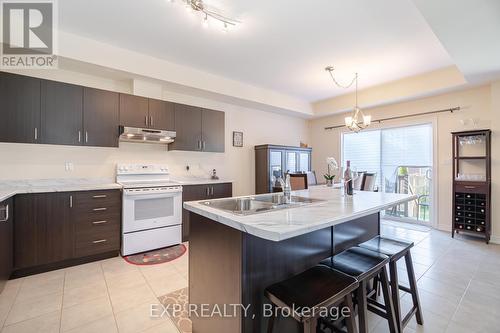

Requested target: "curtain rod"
[{"left": 324, "top": 106, "right": 461, "bottom": 130}]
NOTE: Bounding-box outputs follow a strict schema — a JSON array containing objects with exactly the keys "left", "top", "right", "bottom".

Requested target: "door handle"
[
  {"left": 78, "top": 131, "right": 81, "bottom": 143},
  {"left": 206, "top": 187, "right": 210, "bottom": 196},
  {"left": 92, "top": 220, "right": 108, "bottom": 225},
  {"left": 34, "top": 127, "right": 38, "bottom": 141},
  {"left": 202, "top": 141, "right": 206, "bottom": 150},
  {"left": 69, "top": 195, "right": 73, "bottom": 208},
  {"left": 145, "top": 116, "right": 148, "bottom": 126},
  {"left": 464, "top": 186, "right": 476, "bottom": 189},
  {"left": 210, "top": 186, "right": 214, "bottom": 196},
  {"left": 198, "top": 140, "right": 201, "bottom": 150},
  {"left": 92, "top": 195, "right": 107, "bottom": 198},
  {"left": 85, "top": 131, "right": 89, "bottom": 143},
  {"left": 93, "top": 207, "right": 107, "bottom": 211},
  {"left": 0, "top": 205, "right": 9, "bottom": 222},
  {"left": 150, "top": 116, "right": 153, "bottom": 127},
  {"left": 92, "top": 239, "right": 107, "bottom": 244}
]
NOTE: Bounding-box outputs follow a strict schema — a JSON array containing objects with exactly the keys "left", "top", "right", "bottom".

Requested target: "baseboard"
[{"left": 489, "top": 235, "right": 500, "bottom": 245}]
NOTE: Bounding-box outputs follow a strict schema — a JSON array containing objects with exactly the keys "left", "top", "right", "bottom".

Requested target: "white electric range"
[{"left": 116, "top": 164, "right": 182, "bottom": 256}]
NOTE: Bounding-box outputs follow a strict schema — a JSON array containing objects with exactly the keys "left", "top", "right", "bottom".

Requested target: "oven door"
[{"left": 122, "top": 187, "right": 182, "bottom": 233}]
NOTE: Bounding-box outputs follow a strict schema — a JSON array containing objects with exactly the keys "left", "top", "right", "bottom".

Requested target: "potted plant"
[{"left": 324, "top": 157, "right": 339, "bottom": 187}]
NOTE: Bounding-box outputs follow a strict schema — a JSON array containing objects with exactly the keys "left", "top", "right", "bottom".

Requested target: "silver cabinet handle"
[
  {"left": 206, "top": 187, "right": 210, "bottom": 196},
  {"left": 210, "top": 186, "right": 214, "bottom": 196},
  {"left": 145, "top": 116, "right": 148, "bottom": 126},
  {"left": 34, "top": 127, "right": 38, "bottom": 141},
  {"left": 92, "top": 195, "right": 107, "bottom": 198},
  {"left": 464, "top": 186, "right": 476, "bottom": 189},
  {"left": 78, "top": 131, "right": 81, "bottom": 142},
  {"left": 85, "top": 131, "right": 88, "bottom": 143},
  {"left": 69, "top": 195, "right": 73, "bottom": 208},
  {"left": 93, "top": 207, "right": 107, "bottom": 211},
  {"left": 202, "top": 141, "right": 206, "bottom": 150},
  {"left": 93, "top": 239, "right": 107, "bottom": 244},
  {"left": 198, "top": 140, "right": 201, "bottom": 150},
  {"left": 0, "top": 205, "right": 9, "bottom": 222},
  {"left": 150, "top": 116, "right": 153, "bottom": 127},
  {"left": 92, "top": 220, "right": 107, "bottom": 225}
]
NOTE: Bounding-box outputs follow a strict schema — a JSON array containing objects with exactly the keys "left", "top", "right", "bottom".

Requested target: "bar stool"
[
  {"left": 359, "top": 236, "right": 423, "bottom": 332},
  {"left": 319, "top": 247, "right": 398, "bottom": 333},
  {"left": 265, "top": 265, "right": 359, "bottom": 333}
]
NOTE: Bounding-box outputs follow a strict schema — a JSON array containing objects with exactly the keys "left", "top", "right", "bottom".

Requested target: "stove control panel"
[{"left": 117, "top": 164, "right": 169, "bottom": 175}]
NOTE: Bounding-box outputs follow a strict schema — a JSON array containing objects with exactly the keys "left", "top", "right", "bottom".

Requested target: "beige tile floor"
[{"left": 1, "top": 223, "right": 499, "bottom": 333}]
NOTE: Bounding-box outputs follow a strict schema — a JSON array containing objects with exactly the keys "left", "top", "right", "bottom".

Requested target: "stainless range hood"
[{"left": 119, "top": 126, "right": 176, "bottom": 144}]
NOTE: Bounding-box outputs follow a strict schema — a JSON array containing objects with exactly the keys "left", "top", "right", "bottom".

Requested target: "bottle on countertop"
[{"left": 344, "top": 160, "right": 353, "bottom": 196}]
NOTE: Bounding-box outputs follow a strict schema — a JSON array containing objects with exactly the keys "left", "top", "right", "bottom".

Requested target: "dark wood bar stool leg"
[
  {"left": 344, "top": 295, "right": 358, "bottom": 333},
  {"left": 357, "top": 279, "right": 369, "bottom": 333},
  {"left": 380, "top": 266, "right": 398, "bottom": 333},
  {"left": 404, "top": 251, "right": 423, "bottom": 325},
  {"left": 389, "top": 261, "right": 403, "bottom": 333}
]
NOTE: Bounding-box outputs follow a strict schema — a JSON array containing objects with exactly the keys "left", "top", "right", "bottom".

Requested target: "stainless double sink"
[{"left": 201, "top": 193, "right": 324, "bottom": 216}]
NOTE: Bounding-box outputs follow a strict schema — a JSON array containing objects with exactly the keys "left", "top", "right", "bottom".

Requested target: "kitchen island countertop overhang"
[{"left": 183, "top": 186, "right": 417, "bottom": 241}]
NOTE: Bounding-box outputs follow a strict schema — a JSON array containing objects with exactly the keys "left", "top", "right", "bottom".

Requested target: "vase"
[{"left": 326, "top": 179, "right": 333, "bottom": 187}]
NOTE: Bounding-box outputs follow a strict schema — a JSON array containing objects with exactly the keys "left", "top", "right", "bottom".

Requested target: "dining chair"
[
  {"left": 361, "top": 173, "right": 377, "bottom": 191},
  {"left": 306, "top": 171, "right": 318, "bottom": 186},
  {"left": 289, "top": 173, "right": 308, "bottom": 190},
  {"left": 353, "top": 172, "right": 366, "bottom": 190}
]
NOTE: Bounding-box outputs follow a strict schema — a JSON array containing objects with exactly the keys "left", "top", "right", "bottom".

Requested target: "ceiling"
[{"left": 58, "top": 0, "right": 454, "bottom": 102}]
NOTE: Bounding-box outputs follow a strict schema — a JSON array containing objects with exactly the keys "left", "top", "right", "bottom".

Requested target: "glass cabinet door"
[
  {"left": 299, "top": 153, "right": 310, "bottom": 172},
  {"left": 286, "top": 152, "right": 297, "bottom": 173},
  {"left": 270, "top": 150, "right": 283, "bottom": 189}
]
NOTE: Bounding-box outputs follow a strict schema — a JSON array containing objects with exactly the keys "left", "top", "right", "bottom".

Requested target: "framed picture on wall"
[{"left": 233, "top": 131, "right": 243, "bottom": 147}]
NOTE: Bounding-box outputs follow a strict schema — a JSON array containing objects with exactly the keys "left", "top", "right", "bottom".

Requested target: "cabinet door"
[
  {"left": 201, "top": 109, "right": 225, "bottom": 152},
  {"left": 0, "top": 72, "right": 41, "bottom": 144},
  {"left": 169, "top": 103, "right": 202, "bottom": 151},
  {"left": 83, "top": 88, "right": 120, "bottom": 147},
  {"left": 286, "top": 151, "right": 297, "bottom": 173},
  {"left": 149, "top": 99, "right": 174, "bottom": 130},
  {"left": 181, "top": 185, "right": 210, "bottom": 241},
  {"left": 0, "top": 198, "right": 13, "bottom": 293},
  {"left": 211, "top": 183, "right": 233, "bottom": 199},
  {"left": 36, "top": 192, "right": 74, "bottom": 264},
  {"left": 298, "top": 152, "right": 311, "bottom": 172},
  {"left": 119, "top": 94, "right": 149, "bottom": 128},
  {"left": 14, "top": 194, "right": 38, "bottom": 269},
  {"left": 41, "top": 80, "right": 83, "bottom": 146},
  {"left": 14, "top": 193, "right": 73, "bottom": 269}
]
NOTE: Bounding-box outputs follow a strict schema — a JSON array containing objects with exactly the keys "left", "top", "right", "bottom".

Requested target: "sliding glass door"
[{"left": 342, "top": 124, "right": 433, "bottom": 224}]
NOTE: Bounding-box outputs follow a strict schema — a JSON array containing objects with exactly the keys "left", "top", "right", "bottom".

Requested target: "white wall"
[
  {"left": 0, "top": 70, "right": 309, "bottom": 196},
  {"left": 310, "top": 84, "right": 500, "bottom": 240}
]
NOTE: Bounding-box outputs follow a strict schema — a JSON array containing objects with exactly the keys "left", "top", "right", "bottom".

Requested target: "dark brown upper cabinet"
[
  {"left": 169, "top": 103, "right": 225, "bottom": 152},
  {"left": 170, "top": 103, "right": 203, "bottom": 151},
  {"left": 202, "top": 108, "right": 225, "bottom": 152},
  {"left": 0, "top": 72, "right": 41, "bottom": 144},
  {"left": 119, "top": 94, "right": 149, "bottom": 128},
  {"left": 41, "top": 80, "right": 83, "bottom": 146},
  {"left": 83, "top": 88, "right": 120, "bottom": 148},
  {"left": 148, "top": 99, "right": 174, "bottom": 130},
  {"left": 119, "top": 94, "right": 174, "bottom": 131}
]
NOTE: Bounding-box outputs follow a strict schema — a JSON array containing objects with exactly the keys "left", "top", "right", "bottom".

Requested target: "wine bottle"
[{"left": 344, "top": 161, "right": 353, "bottom": 196}]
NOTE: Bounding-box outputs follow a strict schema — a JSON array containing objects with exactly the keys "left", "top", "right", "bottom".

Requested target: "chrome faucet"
[{"left": 278, "top": 175, "right": 292, "bottom": 203}]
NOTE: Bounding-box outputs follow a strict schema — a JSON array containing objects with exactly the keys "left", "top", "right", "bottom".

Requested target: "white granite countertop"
[
  {"left": 170, "top": 176, "right": 233, "bottom": 185},
  {"left": 0, "top": 178, "right": 122, "bottom": 202},
  {"left": 184, "top": 186, "right": 417, "bottom": 242}
]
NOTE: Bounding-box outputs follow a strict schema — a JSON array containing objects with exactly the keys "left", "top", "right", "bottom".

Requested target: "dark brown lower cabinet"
[
  {"left": 13, "top": 189, "right": 121, "bottom": 277},
  {"left": 181, "top": 183, "right": 232, "bottom": 241},
  {"left": 0, "top": 198, "right": 13, "bottom": 293}
]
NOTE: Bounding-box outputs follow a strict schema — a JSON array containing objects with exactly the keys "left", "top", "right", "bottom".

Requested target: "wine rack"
[{"left": 452, "top": 129, "right": 491, "bottom": 243}]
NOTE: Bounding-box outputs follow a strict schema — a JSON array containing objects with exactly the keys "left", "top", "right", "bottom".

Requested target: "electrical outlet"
[{"left": 65, "top": 162, "right": 74, "bottom": 171}]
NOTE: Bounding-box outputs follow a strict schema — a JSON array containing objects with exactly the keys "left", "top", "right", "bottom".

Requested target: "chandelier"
[
  {"left": 325, "top": 66, "right": 371, "bottom": 132},
  {"left": 175, "top": 0, "right": 240, "bottom": 31}
]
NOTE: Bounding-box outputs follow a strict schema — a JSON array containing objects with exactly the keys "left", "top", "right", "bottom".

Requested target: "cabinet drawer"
[
  {"left": 75, "top": 216, "right": 120, "bottom": 233},
  {"left": 73, "top": 190, "right": 121, "bottom": 208},
  {"left": 75, "top": 228, "right": 119, "bottom": 257}
]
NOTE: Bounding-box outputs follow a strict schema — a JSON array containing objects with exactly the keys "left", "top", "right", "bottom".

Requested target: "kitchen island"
[{"left": 184, "top": 186, "right": 415, "bottom": 333}]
